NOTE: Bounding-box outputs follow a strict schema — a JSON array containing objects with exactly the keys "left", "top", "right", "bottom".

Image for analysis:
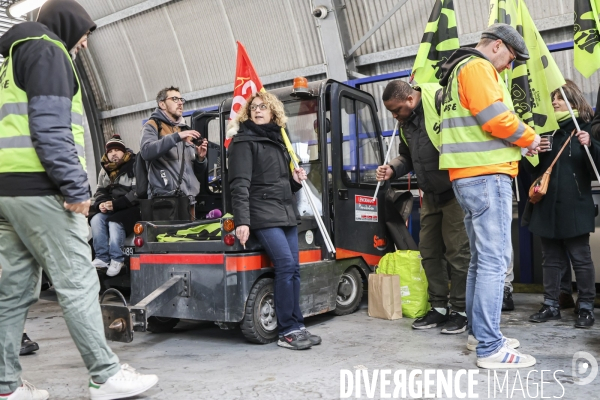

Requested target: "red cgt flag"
[{"left": 225, "top": 42, "right": 264, "bottom": 148}]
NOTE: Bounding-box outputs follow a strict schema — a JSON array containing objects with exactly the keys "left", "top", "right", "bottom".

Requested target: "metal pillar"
[{"left": 312, "top": 0, "right": 348, "bottom": 81}]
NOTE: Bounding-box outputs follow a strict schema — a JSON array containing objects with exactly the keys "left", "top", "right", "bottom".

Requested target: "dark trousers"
[
  {"left": 254, "top": 226, "right": 304, "bottom": 336},
  {"left": 541, "top": 234, "right": 596, "bottom": 311},
  {"left": 419, "top": 193, "right": 470, "bottom": 311}
]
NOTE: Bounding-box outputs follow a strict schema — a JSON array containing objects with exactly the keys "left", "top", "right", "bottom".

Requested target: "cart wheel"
[
  {"left": 147, "top": 316, "right": 180, "bottom": 333},
  {"left": 333, "top": 267, "right": 363, "bottom": 315},
  {"left": 241, "top": 278, "right": 278, "bottom": 344}
]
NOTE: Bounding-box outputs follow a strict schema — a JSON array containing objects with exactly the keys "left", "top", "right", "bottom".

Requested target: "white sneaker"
[
  {"left": 92, "top": 258, "right": 109, "bottom": 269},
  {"left": 467, "top": 334, "right": 520, "bottom": 351},
  {"left": 89, "top": 364, "right": 158, "bottom": 400},
  {"left": 106, "top": 261, "right": 124, "bottom": 277},
  {"left": 476, "top": 343, "right": 536, "bottom": 369},
  {"left": 0, "top": 381, "right": 49, "bottom": 400}
]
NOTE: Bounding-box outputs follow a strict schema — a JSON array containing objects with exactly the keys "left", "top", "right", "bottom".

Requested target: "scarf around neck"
[
  {"left": 102, "top": 151, "right": 132, "bottom": 182},
  {"left": 243, "top": 120, "right": 282, "bottom": 143},
  {"left": 555, "top": 110, "right": 578, "bottom": 123}
]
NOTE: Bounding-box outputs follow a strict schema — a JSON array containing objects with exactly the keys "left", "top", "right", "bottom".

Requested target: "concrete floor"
[{"left": 19, "top": 291, "right": 600, "bottom": 399}]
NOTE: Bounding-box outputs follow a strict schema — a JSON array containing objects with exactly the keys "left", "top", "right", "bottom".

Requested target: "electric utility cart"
[{"left": 101, "top": 79, "right": 416, "bottom": 344}]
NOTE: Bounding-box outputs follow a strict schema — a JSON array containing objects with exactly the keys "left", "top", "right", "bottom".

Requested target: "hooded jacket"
[
  {"left": 0, "top": 0, "right": 96, "bottom": 202},
  {"left": 438, "top": 48, "right": 535, "bottom": 180},
  {"left": 227, "top": 121, "right": 302, "bottom": 230},
  {"left": 139, "top": 108, "right": 207, "bottom": 199}
]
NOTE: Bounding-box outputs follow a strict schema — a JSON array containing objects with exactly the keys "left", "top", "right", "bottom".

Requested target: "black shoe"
[
  {"left": 301, "top": 328, "right": 321, "bottom": 345},
  {"left": 575, "top": 309, "right": 595, "bottom": 328},
  {"left": 502, "top": 287, "right": 514, "bottom": 311},
  {"left": 20, "top": 333, "right": 39, "bottom": 356},
  {"left": 441, "top": 311, "right": 467, "bottom": 334},
  {"left": 412, "top": 308, "right": 449, "bottom": 329},
  {"left": 559, "top": 292, "right": 575, "bottom": 309},
  {"left": 277, "top": 331, "right": 312, "bottom": 350},
  {"left": 529, "top": 305, "right": 561, "bottom": 323}
]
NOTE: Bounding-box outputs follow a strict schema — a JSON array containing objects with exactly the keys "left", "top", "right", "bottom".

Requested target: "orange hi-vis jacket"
[{"left": 448, "top": 58, "right": 536, "bottom": 181}]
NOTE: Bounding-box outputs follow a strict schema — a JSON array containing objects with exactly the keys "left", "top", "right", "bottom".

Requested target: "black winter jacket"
[
  {"left": 524, "top": 118, "right": 600, "bottom": 239},
  {"left": 0, "top": 2, "right": 96, "bottom": 202},
  {"left": 228, "top": 122, "right": 302, "bottom": 230},
  {"left": 389, "top": 99, "right": 455, "bottom": 205},
  {"left": 90, "top": 150, "right": 140, "bottom": 235}
]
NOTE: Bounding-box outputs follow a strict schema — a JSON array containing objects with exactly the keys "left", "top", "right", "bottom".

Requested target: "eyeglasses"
[
  {"left": 165, "top": 96, "right": 186, "bottom": 104},
  {"left": 250, "top": 103, "right": 268, "bottom": 111},
  {"left": 503, "top": 42, "right": 516, "bottom": 63}
]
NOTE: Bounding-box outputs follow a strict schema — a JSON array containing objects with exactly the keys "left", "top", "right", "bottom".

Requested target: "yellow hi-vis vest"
[
  {"left": 399, "top": 83, "right": 442, "bottom": 150},
  {"left": 0, "top": 35, "right": 86, "bottom": 174},
  {"left": 439, "top": 56, "right": 522, "bottom": 170}
]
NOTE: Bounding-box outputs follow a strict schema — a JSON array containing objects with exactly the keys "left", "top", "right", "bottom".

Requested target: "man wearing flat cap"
[
  {"left": 90, "top": 135, "right": 140, "bottom": 277},
  {"left": 438, "top": 23, "right": 541, "bottom": 369}
]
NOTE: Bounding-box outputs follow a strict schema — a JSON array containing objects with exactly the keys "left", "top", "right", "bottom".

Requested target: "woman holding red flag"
[{"left": 226, "top": 91, "right": 321, "bottom": 350}]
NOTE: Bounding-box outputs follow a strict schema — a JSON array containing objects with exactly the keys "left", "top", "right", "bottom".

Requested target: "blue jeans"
[
  {"left": 254, "top": 226, "right": 304, "bottom": 336},
  {"left": 453, "top": 174, "right": 512, "bottom": 358},
  {"left": 90, "top": 213, "right": 126, "bottom": 263}
]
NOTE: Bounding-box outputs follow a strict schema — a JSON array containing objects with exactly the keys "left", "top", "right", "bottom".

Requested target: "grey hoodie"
[{"left": 139, "top": 108, "right": 206, "bottom": 200}]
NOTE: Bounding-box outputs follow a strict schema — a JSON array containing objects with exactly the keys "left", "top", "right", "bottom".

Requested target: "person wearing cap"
[
  {"left": 438, "top": 23, "right": 541, "bottom": 369},
  {"left": 90, "top": 135, "right": 140, "bottom": 277},
  {"left": 0, "top": 1, "right": 158, "bottom": 399}
]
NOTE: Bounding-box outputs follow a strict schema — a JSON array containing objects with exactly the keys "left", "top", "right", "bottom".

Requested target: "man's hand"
[
  {"left": 196, "top": 138, "right": 208, "bottom": 160},
  {"left": 376, "top": 165, "right": 394, "bottom": 181},
  {"left": 527, "top": 134, "right": 541, "bottom": 151},
  {"left": 64, "top": 199, "right": 91, "bottom": 216},
  {"left": 577, "top": 130, "right": 591, "bottom": 147},
  {"left": 236, "top": 225, "right": 250, "bottom": 246},
  {"left": 178, "top": 130, "right": 201, "bottom": 143},
  {"left": 293, "top": 167, "right": 307, "bottom": 183}
]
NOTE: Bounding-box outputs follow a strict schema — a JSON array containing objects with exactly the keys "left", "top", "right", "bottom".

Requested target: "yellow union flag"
[
  {"left": 411, "top": 0, "right": 459, "bottom": 84},
  {"left": 574, "top": 0, "right": 600, "bottom": 78},
  {"left": 509, "top": 0, "right": 564, "bottom": 135},
  {"left": 488, "top": 0, "right": 519, "bottom": 27}
]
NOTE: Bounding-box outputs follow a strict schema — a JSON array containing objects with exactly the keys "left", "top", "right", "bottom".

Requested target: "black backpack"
[{"left": 135, "top": 117, "right": 162, "bottom": 200}]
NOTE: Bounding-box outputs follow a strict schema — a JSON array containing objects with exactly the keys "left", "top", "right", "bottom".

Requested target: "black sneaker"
[
  {"left": 301, "top": 328, "right": 322, "bottom": 345},
  {"left": 20, "top": 333, "right": 39, "bottom": 356},
  {"left": 441, "top": 311, "right": 467, "bottom": 334},
  {"left": 412, "top": 308, "right": 449, "bottom": 330},
  {"left": 277, "top": 332, "right": 312, "bottom": 350},
  {"left": 502, "top": 287, "right": 514, "bottom": 311},
  {"left": 529, "top": 305, "right": 561, "bottom": 323},
  {"left": 575, "top": 309, "right": 595, "bottom": 328}
]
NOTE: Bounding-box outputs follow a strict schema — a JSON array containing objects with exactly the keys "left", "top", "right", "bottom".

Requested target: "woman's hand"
[
  {"left": 576, "top": 130, "right": 591, "bottom": 147},
  {"left": 236, "top": 225, "right": 250, "bottom": 246},
  {"left": 293, "top": 167, "right": 307, "bottom": 183},
  {"left": 196, "top": 138, "right": 208, "bottom": 160}
]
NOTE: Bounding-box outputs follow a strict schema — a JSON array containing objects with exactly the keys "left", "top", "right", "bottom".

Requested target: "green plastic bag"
[{"left": 376, "top": 250, "right": 429, "bottom": 318}]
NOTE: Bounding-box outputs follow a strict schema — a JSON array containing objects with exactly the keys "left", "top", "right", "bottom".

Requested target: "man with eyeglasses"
[
  {"left": 437, "top": 23, "right": 540, "bottom": 369},
  {"left": 140, "top": 86, "right": 208, "bottom": 216}
]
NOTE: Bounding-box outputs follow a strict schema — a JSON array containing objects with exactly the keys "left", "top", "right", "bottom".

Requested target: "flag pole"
[
  {"left": 373, "top": 121, "right": 399, "bottom": 200},
  {"left": 559, "top": 87, "right": 600, "bottom": 182},
  {"left": 280, "top": 127, "right": 336, "bottom": 254}
]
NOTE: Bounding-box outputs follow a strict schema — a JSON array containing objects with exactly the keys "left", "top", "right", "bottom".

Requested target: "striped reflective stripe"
[
  {"left": 72, "top": 112, "right": 83, "bottom": 126},
  {"left": 504, "top": 121, "right": 527, "bottom": 143},
  {"left": 0, "top": 103, "right": 83, "bottom": 126},
  {"left": 0, "top": 135, "right": 85, "bottom": 157},
  {"left": 440, "top": 139, "right": 512, "bottom": 154},
  {"left": 441, "top": 116, "right": 478, "bottom": 130},
  {"left": 475, "top": 102, "right": 510, "bottom": 126},
  {"left": 0, "top": 102, "right": 27, "bottom": 120}
]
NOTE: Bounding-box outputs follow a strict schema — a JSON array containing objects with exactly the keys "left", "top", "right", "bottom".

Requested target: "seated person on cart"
[{"left": 90, "top": 135, "right": 140, "bottom": 277}]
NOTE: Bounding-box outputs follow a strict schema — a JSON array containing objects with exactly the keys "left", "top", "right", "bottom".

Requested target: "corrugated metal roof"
[
  {"left": 78, "top": 0, "right": 323, "bottom": 113},
  {"left": 0, "top": 6, "right": 25, "bottom": 62}
]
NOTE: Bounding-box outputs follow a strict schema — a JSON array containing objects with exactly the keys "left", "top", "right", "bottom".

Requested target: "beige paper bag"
[{"left": 368, "top": 274, "right": 403, "bottom": 320}]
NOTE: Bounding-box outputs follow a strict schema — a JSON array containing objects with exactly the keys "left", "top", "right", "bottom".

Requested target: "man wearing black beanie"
[{"left": 0, "top": 1, "right": 157, "bottom": 399}]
